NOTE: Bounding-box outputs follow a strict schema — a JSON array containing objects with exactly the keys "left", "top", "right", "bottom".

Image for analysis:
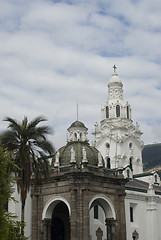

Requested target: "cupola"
[
  {"left": 53, "top": 121, "right": 104, "bottom": 168},
  {"left": 108, "top": 72, "right": 123, "bottom": 101},
  {"left": 67, "top": 120, "right": 88, "bottom": 142}
]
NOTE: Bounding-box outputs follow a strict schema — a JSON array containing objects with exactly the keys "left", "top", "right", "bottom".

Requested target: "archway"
[
  {"left": 89, "top": 195, "right": 116, "bottom": 240},
  {"left": 51, "top": 202, "right": 70, "bottom": 240},
  {"left": 42, "top": 197, "right": 71, "bottom": 240}
]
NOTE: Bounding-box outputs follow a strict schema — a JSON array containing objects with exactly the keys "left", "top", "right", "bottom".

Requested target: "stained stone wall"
[{"left": 31, "top": 167, "right": 127, "bottom": 240}]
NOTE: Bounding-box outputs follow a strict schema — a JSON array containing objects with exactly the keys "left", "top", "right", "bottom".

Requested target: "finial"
[
  {"left": 113, "top": 64, "right": 117, "bottom": 73},
  {"left": 77, "top": 102, "right": 79, "bottom": 121}
]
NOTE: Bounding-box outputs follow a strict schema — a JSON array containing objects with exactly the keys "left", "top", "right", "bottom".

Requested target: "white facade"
[
  {"left": 125, "top": 182, "right": 161, "bottom": 240},
  {"left": 93, "top": 71, "right": 144, "bottom": 175},
  {"left": 94, "top": 69, "right": 161, "bottom": 240}
]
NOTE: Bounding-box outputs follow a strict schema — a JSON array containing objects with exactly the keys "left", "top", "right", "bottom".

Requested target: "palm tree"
[{"left": 1, "top": 116, "right": 54, "bottom": 235}]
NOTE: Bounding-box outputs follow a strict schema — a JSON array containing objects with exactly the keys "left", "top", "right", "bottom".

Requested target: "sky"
[{"left": 0, "top": 0, "right": 161, "bottom": 150}]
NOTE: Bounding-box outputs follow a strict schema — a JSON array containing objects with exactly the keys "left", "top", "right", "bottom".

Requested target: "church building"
[
  {"left": 31, "top": 119, "right": 127, "bottom": 240},
  {"left": 92, "top": 66, "right": 161, "bottom": 240},
  {"left": 8, "top": 67, "right": 161, "bottom": 240}
]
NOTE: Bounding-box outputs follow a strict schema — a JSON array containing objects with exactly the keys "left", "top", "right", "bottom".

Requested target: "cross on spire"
[{"left": 113, "top": 64, "right": 117, "bottom": 73}]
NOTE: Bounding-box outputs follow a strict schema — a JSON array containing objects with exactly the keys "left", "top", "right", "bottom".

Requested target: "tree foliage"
[
  {"left": 0, "top": 145, "right": 11, "bottom": 238},
  {"left": 143, "top": 143, "right": 161, "bottom": 170},
  {"left": 1, "top": 116, "right": 54, "bottom": 234},
  {"left": 0, "top": 145, "right": 27, "bottom": 240}
]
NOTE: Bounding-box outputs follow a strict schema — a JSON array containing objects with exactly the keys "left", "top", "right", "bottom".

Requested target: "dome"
[
  {"left": 53, "top": 141, "right": 104, "bottom": 167},
  {"left": 108, "top": 73, "right": 122, "bottom": 84},
  {"left": 68, "top": 121, "right": 88, "bottom": 130},
  {"left": 67, "top": 120, "right": 88, "bottom": 143},
  {"left": 53, "top": 120, "right": 104, "bottom": 168}
]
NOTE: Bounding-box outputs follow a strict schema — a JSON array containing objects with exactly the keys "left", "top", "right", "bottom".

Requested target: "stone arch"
[
  {"left": 89, "top": 195, "right": 116, "bottom": 240},
  {"left": 42, "top": 197, "right": 71, "bottom": 240},
  {"left": 89, "top": 195, "right": 116, "bottom": 219},
  {"left": 42, "top": 196, "right": 71, "bottom": 220},
  {"left": 104, "top": 156, "right": 111, "bottom": 169}
]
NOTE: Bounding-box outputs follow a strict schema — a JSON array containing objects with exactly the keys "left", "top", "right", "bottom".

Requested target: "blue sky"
[{"left": 0, "top": 0, "right": 161, "bottom": 149}]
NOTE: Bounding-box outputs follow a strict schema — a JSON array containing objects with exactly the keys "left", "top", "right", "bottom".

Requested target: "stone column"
[
  {"left": 115, "top": 191, "right": 127, "bottom": 240},
  {"left": 105, "top": 218, "right": 116, "bottom": 240},
  {"left": 82, "top": 189, "right": 90, "bottom": 240},
  {"left": 70, "top": 189, "right": 78, "bottom": 240},
  {"left": 147, "top": 184, "right": 158, "bottom": 240},
  {"left": 43, "top": 218, "right": 52, "bottom": 240},
  {"left": 32, "top": 194, "right": 39, "bottom": 240}
]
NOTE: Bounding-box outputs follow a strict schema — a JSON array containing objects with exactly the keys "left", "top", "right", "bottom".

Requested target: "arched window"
[
  {"left": 129, "top": 142, "right": 133, "bottom": 149},
  {"left": 127, "top": 106, "right": 129, "bottom": 119},
  {"left": 74, "top": 133, "right": 77, "bottom": 141},
  {"left": 116, "top": 105, "right": 120, "bottom": 117},
  {"left": 129, "top": 157, "right": 133, "bottom": 170},
  {"left": 127, "top": 169, "right": 130, "bottom": 178},
  {"left": 80, "top": 133, "right": 82, "bottom": 141},
  {"left": 105, "top": 143, "right": 110, "bottom": 148},
  {"left": 106, "top": 106, "right": 109, "bottom": 118},
  {"left": 155, "top": 175, "right": 158, "bottom": 183},
  {"left": 94, "top": 205, "right": 98, "bottom": 219},
  {"left": 107, "top": 158, "right": 111, "bottom": 169}
]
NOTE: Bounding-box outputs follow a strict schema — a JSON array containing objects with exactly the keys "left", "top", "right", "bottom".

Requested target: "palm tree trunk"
[{"left": 21, "top": 200, "right": 25, "bottom": 236}]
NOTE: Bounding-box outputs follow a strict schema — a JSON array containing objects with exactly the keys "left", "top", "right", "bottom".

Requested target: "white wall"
[
  {"left": 8, "top": 182, "right": 32, "bottom": 239},
  {"left": 125, "top": 189, "right": 161, "bottom": 240},
  {"left": 90, "top": 206, "right": 107, "bottom": 240}
]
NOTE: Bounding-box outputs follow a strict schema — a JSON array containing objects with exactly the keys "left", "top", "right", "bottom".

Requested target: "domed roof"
[
  {"left": 53, "top": 120, "right": 104, "bottom": 168},
  {"left": 54, "top": 141, "right": 103, "bottom": 167},
  {"left": 68, "top": 121, "right": 88, "bottom": 130},
  {"left": 67, "top": 120, "right": 88, "bottom": 143},
  {"left": 108, "top": 72, "right": 122, "bottom": 84}
]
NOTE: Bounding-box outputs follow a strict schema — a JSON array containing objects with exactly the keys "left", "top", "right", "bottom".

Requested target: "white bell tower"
[{"left": 93, "top": 66, "right": 144, "bottom": 175}]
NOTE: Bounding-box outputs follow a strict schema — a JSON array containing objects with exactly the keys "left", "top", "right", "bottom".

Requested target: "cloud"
[{"left": 0, "top": 0, "right": 161, "bottom": 150}]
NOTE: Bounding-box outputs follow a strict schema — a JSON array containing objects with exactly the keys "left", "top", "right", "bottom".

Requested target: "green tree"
[
  {"left": 0, "top": 145, "right": 11, "bottom": 238},
  {"left": 0, "top": 144, "right": 27, "bottom": 240},
  {"left": 1, "top": 116, "right": 54, "bottom": 235}
]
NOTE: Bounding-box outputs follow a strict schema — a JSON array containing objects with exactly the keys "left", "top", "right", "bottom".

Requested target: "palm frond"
[
  {"left": 4, "top": 117, "right": 21, "bottom": 132},
  {"left": 2, "top": 115, "right": 54, "bottom": 221},
  {"left": 27, "top": 116, "right": 47, "bottom": 129}
]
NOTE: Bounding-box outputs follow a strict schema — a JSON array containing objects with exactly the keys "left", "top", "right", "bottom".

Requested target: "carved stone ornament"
[
  {"left": 70, "top": 147, "right": 76, "bottom": 163},
  {"left": 54, "top": 151, "right": 60, "bottom": 167}
]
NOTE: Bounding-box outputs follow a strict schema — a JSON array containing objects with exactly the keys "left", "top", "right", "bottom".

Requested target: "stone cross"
[
  {"left": 113, "top": 64, "right": 117, "bottom": 72},
  {"left": 96, "top": 227, "right": 103, "bottom": 240}
]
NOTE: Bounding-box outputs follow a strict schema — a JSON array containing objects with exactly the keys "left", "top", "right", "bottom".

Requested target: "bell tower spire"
[
  {"left": 107, "top": 66, "right": 124, "bottom": 102},
  {"left": 93, "top": 67, "right": 144, "bottom": 176},
  {"left": 101, "top": 66, "right": 131, "bottom": 121}
]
